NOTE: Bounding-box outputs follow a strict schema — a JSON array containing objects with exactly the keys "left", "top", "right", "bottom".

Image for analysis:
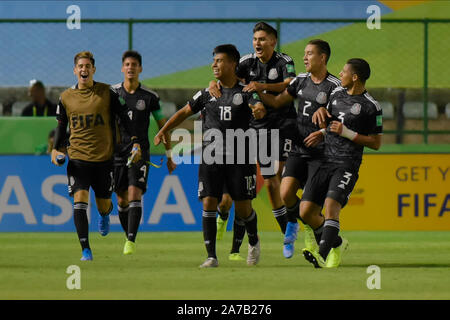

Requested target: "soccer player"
[
  {"left": 210, "top": 21, "right": 297, "bottom": 255},
  {"left": 258, "top": 39, "right": 340, "bottom": 258},
  {"left": 51, "top": 51, "right": 141, "bottom": 261},
  {"left": 302, "top": 58, "right": 382, "bottom": 268},
  {"left": 155, "top": 44, "right": 266, "bottom": 268},
  {"left": 111, "top": 50, "right": 176, "bottom": 255}
]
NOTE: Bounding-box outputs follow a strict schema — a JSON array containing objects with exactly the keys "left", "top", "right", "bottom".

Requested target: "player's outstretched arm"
[
  {"left": 329, "top": 121, "right": 382, "bottom": 150},
  {"left": 243, "top": 77, "right": 292, "bottom": 94},
  {"left": 258, "top": 89, "right": 293, "bottom": 109},
  {"left": 154, "top": 104, "right": 194, "bottom": 146},
  {"left": 156, "top": 118, "right": 177, "bottom": 174}
]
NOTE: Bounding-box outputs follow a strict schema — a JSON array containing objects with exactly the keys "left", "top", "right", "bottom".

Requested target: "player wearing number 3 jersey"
[{"left": 302, "top": 58, "right": 382, "bottom": 268}]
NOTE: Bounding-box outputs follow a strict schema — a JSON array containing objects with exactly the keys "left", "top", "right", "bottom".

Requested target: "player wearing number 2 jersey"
[
  {"left": 259, "top": 39, "right": 340, "bottom": 259},
  {"left": 302, "top": 58, "right": 382, "bottom": 268}
]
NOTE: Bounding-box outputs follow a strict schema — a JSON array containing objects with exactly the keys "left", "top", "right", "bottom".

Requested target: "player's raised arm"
[
  {"left": 154, "top": 109, "right": 177, "bottom": 174},
  {"left": 154, "top": 104, "right": 194, "bottom": 146},
  {"left": 243, "top": 77, "right": 293, "bottom": 94},
  {"left": 51, "top": 98, "right": 68, "bottom": 166},
  {"left": 258, "top": 89, "right": 294, "bottom": 109}
]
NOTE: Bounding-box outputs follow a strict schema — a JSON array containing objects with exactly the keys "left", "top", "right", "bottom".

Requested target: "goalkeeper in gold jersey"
[{"left": 51, "top": 51, "right": 141, "bottom": 261}]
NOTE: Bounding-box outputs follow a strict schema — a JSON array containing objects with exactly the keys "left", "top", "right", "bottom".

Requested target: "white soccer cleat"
[
  {"left": 247, "top": 239, "right": 260, "bottom": 266},
  {"left": 199, "top": 257, "right": 219, "bottom": 268}
]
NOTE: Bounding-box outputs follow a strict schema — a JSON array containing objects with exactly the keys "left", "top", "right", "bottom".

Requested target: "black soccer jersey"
[
  {"left": 236, "top": 52, "right": 297, "bottom": 129},
  {"left": 111, "top": 82, "right": 161, "bottom": 162},
  {"left": 286, "top": 72, "right": 340, "bottom": 157},
  {"left": 325, "top": 87, "right": 383, "bottom": 166},
  {"left": 189, "top": 83, "right": 261, "bottom": 163}
]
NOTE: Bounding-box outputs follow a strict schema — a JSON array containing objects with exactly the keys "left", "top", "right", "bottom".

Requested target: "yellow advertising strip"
[
  {"left": 253, "top": 154, "right": 449, "bottom": 231},
  {"left": 341, "top": 154, "right": 449, "bottom": 230}
]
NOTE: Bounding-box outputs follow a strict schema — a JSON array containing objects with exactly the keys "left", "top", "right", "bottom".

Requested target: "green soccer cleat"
[
  {"left": 216, "top": 216, "right": 228, "bottom": 240},
  {"left": 326, "top": 237, "right": 349, "bottom": 268},
  {"left": 123, "top": 240, "right": 136, "bottom": 255},
  {"left": 228, "top": 253, "right": 245, "bottom": 261},
  {"left": 303, "top": 223, "right": 319, "bottom": 253},
  {"left": 302, "top": 248, "right": 326, "bottom": 268}
]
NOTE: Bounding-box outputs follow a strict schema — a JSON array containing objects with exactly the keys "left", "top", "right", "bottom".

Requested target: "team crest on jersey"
[
  {"left": 135, "top": 99, "right": 146, "bottom": 111},
  {"left": 350, "top": 103, "right": 361, "bottom": 115},
  {"left": 232, "top": 93, "right": 243, "bottom": 105},
  {"left": 316, "top": 92, "right": 328, "bottom": 104},
  {"left": 268, "top": 68, "right": 278, "bottom": 80}
]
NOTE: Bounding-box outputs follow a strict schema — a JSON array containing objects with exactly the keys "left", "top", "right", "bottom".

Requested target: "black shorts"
[
  {"left": 198, "top": 163, "right": 256, "bottom": 201},
  {"left": 282, "top": 155, "right": 322, "bottom": 189},
  {"left": 257, "top": 118, "right": 298, "bottom": 179},
  {"left": 302, "top": 161, "right": 359, "bottom": 208},
  {"left": 114, "top": 159, "right": 150, "bottom": 194},
  {"left": 67, "top": 159, "right": 114, "bottom": 198}
]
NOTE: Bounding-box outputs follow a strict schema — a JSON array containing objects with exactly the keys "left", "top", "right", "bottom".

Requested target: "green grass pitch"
[{"left": 1, "top": 231, "right": 449, "bottom": 300}]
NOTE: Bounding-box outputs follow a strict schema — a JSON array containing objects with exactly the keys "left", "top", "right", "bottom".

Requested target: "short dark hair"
[
  {"left": 30, "top": 80, "right": 45, "bottom": 90},
  {"left": 308, "top": 39, "right": 331, "bottom": 63},
  {"left": 253, "top": 21, "right": 277, "bottom": 39},
  {"left": 213, "top": 44, "right": 240, "bottom": 64},
  {"left": 74, "top": 51, "right": 95, "bottom": 66},
  {"left": 347, "top": 58, "right": 371, "bottom": 83},
  {"left": 122, "top": 50, "right": 142, "bottom": 66}
]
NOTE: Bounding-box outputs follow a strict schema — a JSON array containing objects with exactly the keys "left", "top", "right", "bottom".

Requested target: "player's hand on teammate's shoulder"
[
  {"left": 312, "top": 107, "right": 331, "bottom": 126},
  {"left": 243, "top": 81, "right": 263, "bottom": 93},
  {"left": 304, "top": 130, "right": 325, "bottom": 148},
  {"left": 208, "top": 80, "right": 222, "bottom": 98},
  {"left": 249, "top": 103, "right": 266, "bottom": 119}
]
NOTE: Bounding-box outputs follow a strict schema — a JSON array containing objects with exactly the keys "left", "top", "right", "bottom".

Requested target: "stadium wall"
[{"left": 0, "top": 153, "right": 448, "bottom": 232}]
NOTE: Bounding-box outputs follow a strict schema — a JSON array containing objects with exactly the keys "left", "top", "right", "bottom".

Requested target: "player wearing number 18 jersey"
[
  {"left": 302, "top": 58, "right": 382, "bottom": 268},
  {"left": 209, "top": 22, "right": 296, "bottom": 260},
  {"left": 155, "top": 44, "right": 267, "bottom": 268}
]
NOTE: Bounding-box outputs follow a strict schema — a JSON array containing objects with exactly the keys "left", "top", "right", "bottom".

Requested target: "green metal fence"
[{"left": 0, "top": 18, "right": 449, "bottom": 144}]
